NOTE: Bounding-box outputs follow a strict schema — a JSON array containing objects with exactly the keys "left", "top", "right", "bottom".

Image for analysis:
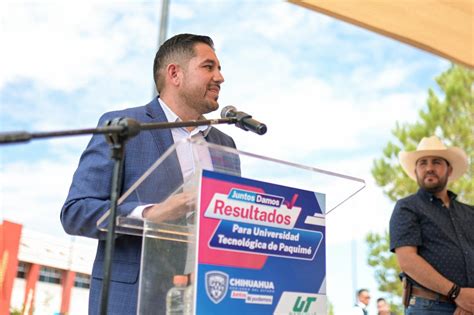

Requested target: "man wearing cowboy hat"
[{"left": 389, "top": 136, "right": 474, "bottom": 314}]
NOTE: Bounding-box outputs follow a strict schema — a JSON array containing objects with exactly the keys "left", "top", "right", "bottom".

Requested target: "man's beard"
[
  {"left": 416, "top": 171, "right": 449, "bottom": 193},
  {"left": 180, "top": 85, "right": 219, "bottom": 115}
]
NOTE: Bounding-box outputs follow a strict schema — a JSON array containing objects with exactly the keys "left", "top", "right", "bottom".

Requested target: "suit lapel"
[
  {"left": 145, "top": 98, "right": 183, "bottom": 190},
  {"left": 145, "top": 97, "right": 174, "bottom": 153},
  {"left": 205, "top": 129, "right": 241, "bottom": 176}
]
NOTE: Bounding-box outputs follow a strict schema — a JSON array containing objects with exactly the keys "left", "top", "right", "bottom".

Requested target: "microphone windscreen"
[{"left": 220, "top": 105, "right": 237, "bottom": 118}]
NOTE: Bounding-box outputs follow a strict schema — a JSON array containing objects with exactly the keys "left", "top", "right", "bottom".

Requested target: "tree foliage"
[
  {"left": 367, "top": 64, "right": 474, "bottom": 312},
  {"left": 328, "top": 300, "right": 335, "bottom": 315},
  {"left": 366, "top": 230, "right": 403, "bottom": 314}
]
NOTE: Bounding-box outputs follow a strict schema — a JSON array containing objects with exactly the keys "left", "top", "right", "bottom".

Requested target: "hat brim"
[{"left": 399, "top": 147, "right": 468, "bottom": 182}]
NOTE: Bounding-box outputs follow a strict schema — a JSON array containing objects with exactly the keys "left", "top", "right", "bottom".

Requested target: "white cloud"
[
  {"left": 170, "top": 2, "right": 195, "bottom": 20},
  {"left": 217, "top": 68, "right": 426, "bottom": 166},
  {"left": 242, "top": 2, "right": 305, "bottom": 40},
  {"left": 0, "top": 2, "right": 159, "bottom": 91},
  {"left": 0, "top": 158, "right": 77, "bottom": 236}
]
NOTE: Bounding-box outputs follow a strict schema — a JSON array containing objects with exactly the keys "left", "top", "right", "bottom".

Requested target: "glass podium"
[{"left": 97, "top": 138, "right": 365, "bottom": 314}]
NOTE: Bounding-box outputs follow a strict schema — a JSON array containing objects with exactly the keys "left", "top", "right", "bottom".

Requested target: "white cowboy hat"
[{"left": 399, "top": 136, "right": 469, "bottom": 182}]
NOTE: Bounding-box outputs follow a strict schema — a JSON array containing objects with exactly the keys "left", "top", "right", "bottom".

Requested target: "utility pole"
[
  {"left": 153, "top": 0, "right": 170, "bottom": 97},
  {"left": 158, "top": 0, "right": 170, "bottom": 47}
]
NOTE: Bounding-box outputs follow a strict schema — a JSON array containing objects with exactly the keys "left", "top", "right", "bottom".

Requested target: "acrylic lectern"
[{"left": 97, "top": 138, "right": 365, "bottom": 314}]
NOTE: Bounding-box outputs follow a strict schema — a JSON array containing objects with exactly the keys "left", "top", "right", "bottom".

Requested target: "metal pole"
[
  {"left": 153, "top": 0, "right": 170, "bottom": 97},
  {"left": 351, "top": 239, "right": 358, "bottom": 305},
  {"left": 158, "top": 0, "right": 170, "bottom": 47}
]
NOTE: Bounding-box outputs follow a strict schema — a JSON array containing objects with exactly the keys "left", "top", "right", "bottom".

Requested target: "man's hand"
[
  {"left": 142, "top": 192, "right": 196, "bottom": 223},
  {"left": 455, "top": 288, "right": 474, "bottom": 313},
  {"left": 454, "top": 306, "right": 473, "bottom": 315}
]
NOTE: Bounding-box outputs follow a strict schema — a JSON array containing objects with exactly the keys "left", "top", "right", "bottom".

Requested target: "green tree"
[
  {"left": 367, "top": 64, "right": 474, "bottom": 313},
  {"left": 328, "top": 300, "right": 335, "bottom": 315}
]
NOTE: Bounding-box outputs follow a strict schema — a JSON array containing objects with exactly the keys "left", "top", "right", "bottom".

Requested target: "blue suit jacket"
[{"left": 61, "top": 98, "right": 237, "bottom": 314}]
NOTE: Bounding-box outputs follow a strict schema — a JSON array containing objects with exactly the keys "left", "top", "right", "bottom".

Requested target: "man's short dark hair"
[
  {"left": 153, "top": 33, "right": 214, "bottom": 93},
  {"left": 377, "top": 297, "right": 386, "bottom": 303},
  {"left": 357, "top": 288, "right": 369, "bottom": 296}
]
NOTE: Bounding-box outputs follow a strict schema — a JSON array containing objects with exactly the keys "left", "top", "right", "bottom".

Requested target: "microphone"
[{"left": 220, "top": 106, "right": 267, "bottom": 135}]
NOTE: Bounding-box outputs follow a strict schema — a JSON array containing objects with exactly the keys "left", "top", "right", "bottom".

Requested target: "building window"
[
  {"left": 38, "top": 266, "right": 61, "bottom": 284},
  {"left": 74, "top": 273, "right": 90, "bottom": 289},
  {"left": 16, "top": 261, "right": 29, "bottom": 279}
]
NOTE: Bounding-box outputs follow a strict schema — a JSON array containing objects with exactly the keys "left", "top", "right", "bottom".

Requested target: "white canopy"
[{"left": 289, "top": 0, "right": 474, "bottom": 68}]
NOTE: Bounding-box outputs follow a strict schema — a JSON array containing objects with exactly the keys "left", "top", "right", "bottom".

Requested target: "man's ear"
[
  {"left": 447, "top": 164, "right": 453, "bottom": 177},
  {"left": 166, "top": 63, "right": 182, "bottom": 86}
]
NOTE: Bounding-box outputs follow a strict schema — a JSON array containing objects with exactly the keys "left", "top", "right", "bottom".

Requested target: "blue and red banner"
[{"left": 194, "top": 170, "right": 327, "bottom": 314}]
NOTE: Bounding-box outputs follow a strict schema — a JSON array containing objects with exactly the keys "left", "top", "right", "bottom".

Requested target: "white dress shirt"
[{"left": 129, "top": 99, "right": 213, "bottom": 219}]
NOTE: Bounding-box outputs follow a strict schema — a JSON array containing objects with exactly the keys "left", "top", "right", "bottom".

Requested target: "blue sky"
[{"left": 0, "top": 1, "right": 450, "bottom": 313}]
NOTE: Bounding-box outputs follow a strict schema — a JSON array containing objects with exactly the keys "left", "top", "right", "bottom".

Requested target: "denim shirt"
[{"left": 390, "top": 188, "right": 474, "bottom": 287}]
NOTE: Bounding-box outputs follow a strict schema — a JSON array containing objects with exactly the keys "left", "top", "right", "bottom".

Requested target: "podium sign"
[{"left": 194, "top": 170, "right": 326, "bottom": 314}]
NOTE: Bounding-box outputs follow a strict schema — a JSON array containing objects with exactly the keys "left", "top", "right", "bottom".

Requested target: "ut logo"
[{"left": 293, "top": 296, "right": 317, "bottom": 312}]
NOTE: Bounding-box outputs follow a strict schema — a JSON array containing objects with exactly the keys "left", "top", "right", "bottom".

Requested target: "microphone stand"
[{"left": 0, "top": 116, "right": 237, "bottom": 314}]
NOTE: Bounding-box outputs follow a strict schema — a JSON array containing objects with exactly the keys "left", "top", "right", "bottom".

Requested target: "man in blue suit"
[{"left": 61, "top": 33, "right": 237, "bottom": 314}]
